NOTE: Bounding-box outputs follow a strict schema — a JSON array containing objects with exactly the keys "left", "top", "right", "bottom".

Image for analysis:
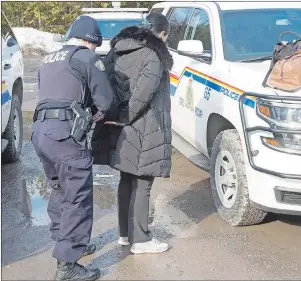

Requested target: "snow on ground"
[{"left": 13, "top": 27, "right": 63, "bottom": 54}]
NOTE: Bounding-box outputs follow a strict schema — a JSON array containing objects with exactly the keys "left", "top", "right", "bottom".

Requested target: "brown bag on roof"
[{"left": 263, "top": 31, "right": 301, "bottom": 92}]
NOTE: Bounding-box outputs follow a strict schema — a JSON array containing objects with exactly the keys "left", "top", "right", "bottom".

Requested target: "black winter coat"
[{"left": 91, "top": 26, "right": 173, "bottom": 178}]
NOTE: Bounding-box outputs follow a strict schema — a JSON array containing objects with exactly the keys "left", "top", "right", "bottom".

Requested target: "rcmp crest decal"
[{"left": 185, "top": 76, "right": 194, "bottom": 112}]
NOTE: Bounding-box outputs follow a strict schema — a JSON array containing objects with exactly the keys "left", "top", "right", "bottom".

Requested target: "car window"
[
  {"left": 97, "top": 19, "right": 143, "bottom": 39},
  {"left": 150, "top": 8, "right": 164, "bottom": 14},
  {"left": 63, "top": 26, "right": 72, "bottom": 42},
  {"left": 1, "top": 13, "right": 10, "bottom": 38},
  {"left": 166, "top": 7, "right": 194, "bottom": 50},
  {"left": 220, "top": 8, "right": 301, "bottom": 61},
  {"left": 63, "top": 17, "right": 143, "bottom": 41},
  {"left": 185, "top": 8, "right": 212, "bottom": 53},
  {"left": 1, "top": 13, "right": 18, "bottom": 47}
]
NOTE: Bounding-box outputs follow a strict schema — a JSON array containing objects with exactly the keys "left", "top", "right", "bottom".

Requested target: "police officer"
[{"left": 31, "top": 15, "right": 114, "bottom": 281}]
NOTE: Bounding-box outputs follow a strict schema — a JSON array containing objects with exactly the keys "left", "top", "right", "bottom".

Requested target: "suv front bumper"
[
  {"left": 239, "top": 92, "right": 301, "bottom": 180},
  {"left": 239, "top": 92, "right": 301, "bottom": 214}
]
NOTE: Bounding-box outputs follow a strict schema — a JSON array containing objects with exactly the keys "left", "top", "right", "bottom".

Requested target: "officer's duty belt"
[{"left": 35, "top": 109, "right": 74, "bottom": 121}]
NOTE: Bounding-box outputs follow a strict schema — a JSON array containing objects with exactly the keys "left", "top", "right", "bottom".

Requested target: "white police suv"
[
  {"left": 1, "top": 11, "right": 24, "bottom": 163},
  {"left": 150, "top": 2, "right": 301, "bottom": 226},
  {"left": 62, "top": 4, "right": 148, "bottom": 57}
]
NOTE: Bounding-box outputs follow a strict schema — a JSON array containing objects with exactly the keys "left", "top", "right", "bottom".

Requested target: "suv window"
[
  {"left": 97, "top": 19, "right": 143, "bottom": 39},
  {"left": 1, "top": 13, "right": 18, "bottom": 47},
  {"left": 166, "top": 7, "right": 194, "bottom": 50},
  {"left": 185, "top": 8, "right": 212, "bottom": 53},
  {"left": 150, "top": 8, "right": 164, "bottom": 14}
]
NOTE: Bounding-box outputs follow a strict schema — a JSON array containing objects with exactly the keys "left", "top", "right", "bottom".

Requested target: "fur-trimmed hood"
[{"left": 110, "top": 26, "right": 173, "bottom": 71}]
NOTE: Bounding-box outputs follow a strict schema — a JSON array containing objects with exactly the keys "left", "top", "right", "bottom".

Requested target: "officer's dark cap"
[{"left": 68, "top": 15, "right": 102, "bottom": 47}]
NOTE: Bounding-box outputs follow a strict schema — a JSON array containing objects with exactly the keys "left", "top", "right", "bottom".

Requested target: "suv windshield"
[
  {"left": 97, "top": 19, "right": 143, "bottom": 39},
  {"left": 220, "top": 8, "right": 301, "bottom": 62}
]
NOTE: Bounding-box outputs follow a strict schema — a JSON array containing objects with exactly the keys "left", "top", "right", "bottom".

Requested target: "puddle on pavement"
[
  {"left": 19, "top": 175, "right": 117, "bottom": 226},
  {"left": 20, "top": 176, "right": 51, "bottom": 226}
]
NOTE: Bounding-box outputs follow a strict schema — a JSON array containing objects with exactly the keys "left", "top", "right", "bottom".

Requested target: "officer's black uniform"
[{"left": 31, "top": 16, "right": 114, "bottom": 281}]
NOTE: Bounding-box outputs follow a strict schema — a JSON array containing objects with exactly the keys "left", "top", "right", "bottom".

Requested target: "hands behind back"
[{"left": 92, "top": 110, "right": 105, "bottom": 123}]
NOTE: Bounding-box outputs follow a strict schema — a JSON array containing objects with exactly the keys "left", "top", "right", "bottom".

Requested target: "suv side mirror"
[
  {"left": 6, "top": 36, "right": 17, "bottom": 47},
  {"left": 177, "top": 40, "right": 204, "bottom": 57}
]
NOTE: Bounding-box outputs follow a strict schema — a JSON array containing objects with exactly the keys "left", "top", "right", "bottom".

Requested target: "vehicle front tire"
[
  {"left": 2, "top": 94, "right": 23, "bottom": 163},
  {"left": 210, "top": 129, "right": 267, "bottom": 226}
]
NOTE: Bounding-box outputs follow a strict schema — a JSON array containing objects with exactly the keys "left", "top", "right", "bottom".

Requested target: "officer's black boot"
[
  {"left": 55, "top": 260, "right": 101, "bottom": 281},
  {"left": 83, "top": 244, "right": 96, "bottom": 256}
]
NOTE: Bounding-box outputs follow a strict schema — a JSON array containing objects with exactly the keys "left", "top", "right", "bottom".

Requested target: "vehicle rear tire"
[
  {"left": 210, "top": 129, "right": 267, "bottom": 226},
  {"left": 2, "top": 94, "right": 23, "bottom": 163}
]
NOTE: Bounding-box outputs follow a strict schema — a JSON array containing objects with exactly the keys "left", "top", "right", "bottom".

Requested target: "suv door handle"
[{"left": 4, "top": 64, "right": 11, "bottom": 70}]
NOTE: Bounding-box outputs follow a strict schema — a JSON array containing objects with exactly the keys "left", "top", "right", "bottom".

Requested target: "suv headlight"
[{"left": 256, "top": 99, "right": 301, "bottom": 154}]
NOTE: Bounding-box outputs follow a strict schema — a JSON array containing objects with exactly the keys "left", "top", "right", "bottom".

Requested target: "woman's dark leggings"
[{"left": 118, "top": 172, "right": 154, "bottom": 244}]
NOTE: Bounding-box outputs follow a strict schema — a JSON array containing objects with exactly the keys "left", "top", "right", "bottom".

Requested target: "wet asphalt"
[{"left": 1, "top": 56, "right": 301, "bottom": 280}]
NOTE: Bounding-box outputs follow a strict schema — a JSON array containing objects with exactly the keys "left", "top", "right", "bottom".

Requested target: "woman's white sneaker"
[
  {"left": 130, "top": 238, "right": 169, "bottom": 254},
  {"left": 118, "top": 237, "right": 130, "bottom": 246}
]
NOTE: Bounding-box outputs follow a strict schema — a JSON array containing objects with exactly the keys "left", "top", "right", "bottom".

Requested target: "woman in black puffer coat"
[{"left": 91, "top": 13, "right": 173, "bottom": 254}]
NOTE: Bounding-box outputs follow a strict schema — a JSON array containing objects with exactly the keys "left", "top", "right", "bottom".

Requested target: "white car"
[
  {"left": 150, "top": 2, "right": 301, "bottom": 225},
  {"left": 63, "top": 7, "right": 148, "bottom": 57},
  {"left": 1, "top": 11, "right": 24, "bottom": 163}
]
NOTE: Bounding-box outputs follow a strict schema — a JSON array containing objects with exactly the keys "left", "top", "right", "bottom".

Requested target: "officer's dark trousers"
[
  {"left": 118, "top": 172, "right": 154, "bottom": 244},
  {"left": 31, "top": 119, "right": 93, "bottom": 263}
]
